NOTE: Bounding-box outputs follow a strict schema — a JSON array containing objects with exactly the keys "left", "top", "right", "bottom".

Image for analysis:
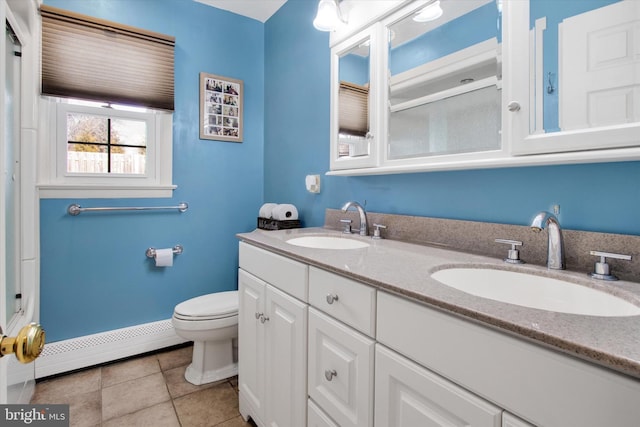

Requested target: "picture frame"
[{"left": 199, "top": 72, "right": 243, "bottom": 142}]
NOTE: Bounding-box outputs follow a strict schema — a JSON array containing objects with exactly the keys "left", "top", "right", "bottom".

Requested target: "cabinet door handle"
[
  {"left": 255, "top": 312, "right": 263, "bottom": 320},
  {"left": 507, "top": 101, "right": 521, "bottom": 112},
  {"left": 324, "top": 369, "right": 337, "bottom": 381},
  {"left": 259, "top": 315, "right": 269, "bottom": 324},
  {"left": 326, "top": 293, "right": 339, "bottom": 304}
]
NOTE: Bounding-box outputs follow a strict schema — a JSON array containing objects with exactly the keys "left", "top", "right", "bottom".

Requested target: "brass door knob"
[{"left": 0, "top": 323, "right": 45, "bottom": 363}]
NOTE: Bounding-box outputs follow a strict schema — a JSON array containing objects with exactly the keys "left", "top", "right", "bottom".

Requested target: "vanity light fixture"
[
  {"left": 313, "top": 0, "right": 347, "bottom": 32},
  {"left": 413, "top": 0, "right": 444, "bottom": 22}
]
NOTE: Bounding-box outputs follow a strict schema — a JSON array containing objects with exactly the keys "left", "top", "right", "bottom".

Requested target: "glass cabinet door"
[
  {"left": 330, "top": 24, "right": 382, "bottom": 170},
  {"left": 383, "top": 0, "right": 503, "bottom": 164},
  {"left": 507, "top": 0, "right": 640, "bottom": 155}
]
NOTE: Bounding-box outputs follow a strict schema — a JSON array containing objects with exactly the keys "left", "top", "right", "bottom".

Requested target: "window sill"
[{"left": 38, "top": 183, "right": 177, "bottom": 199}]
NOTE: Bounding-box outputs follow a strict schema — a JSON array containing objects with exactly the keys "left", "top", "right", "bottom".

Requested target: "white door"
[
  {"left": 264, "top": 285, "right": 307, "bottom": 427},
  {"left": 560, "top": 0, "right": 640, "bottom": 131},
  {"left": 238, "top": 269, "right": 266, "bottom": 423},
  {"left": 0, "top": 0, "right": 40, "bottom": 405},
  {"left": 374, "top": 344, "right": 502, "bottom": 427}
]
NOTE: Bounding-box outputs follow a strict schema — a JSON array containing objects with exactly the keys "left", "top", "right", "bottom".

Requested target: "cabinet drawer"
[
  {"left": 239, "top": 241, "right": 308, "bottom": 302},
  {"left": 309, "top": 267, "right": 376, "bottom": 337},
  {"left": 375, "top": 344, "right": 502, "bottom": 427},
  {"left": 309, "top": 308, "right": 374, "bottom": 427},
  {"left": 503, "top": 412, "right": 536, "bottom": 427},
  {"left": 308, "top": 399, "right": 339, "bottom": 427}
]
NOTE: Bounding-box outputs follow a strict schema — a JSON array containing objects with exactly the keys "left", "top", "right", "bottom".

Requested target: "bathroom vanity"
[{"left": 237, "top": 226, "right": 640, "bottom": 427}]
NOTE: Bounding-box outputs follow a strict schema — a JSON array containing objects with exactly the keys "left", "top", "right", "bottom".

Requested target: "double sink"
[{"left": 286, "top": 234, "right": 640, "bottom": 318}]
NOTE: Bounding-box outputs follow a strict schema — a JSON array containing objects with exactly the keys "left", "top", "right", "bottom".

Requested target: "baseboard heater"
[{"left": 35, "top": 319, "right": 189, "bottom": 379}]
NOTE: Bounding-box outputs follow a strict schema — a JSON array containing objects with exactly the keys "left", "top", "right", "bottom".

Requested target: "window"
[
  {"left": 65, "top": 103, "right": 148, "bottom": 175},
  {"left": 38, "top": 99, "right": 174, "bottom": 198},
  {"left": 38, "top": 6, "right": 175, "bottom": 198}
]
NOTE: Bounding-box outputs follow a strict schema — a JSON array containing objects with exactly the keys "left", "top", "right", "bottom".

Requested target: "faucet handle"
[
  {"left": 372, "top": 223, "right": 387, "bottom": 240},
  {"left": 495, "top": 239, "right": 525, "bottom": 264},
  {"left": 589, "top": 250, "right": 632, "bottom": 281},
  {"left": 340, "top": 219, "right": 352, "bottom": 234}
]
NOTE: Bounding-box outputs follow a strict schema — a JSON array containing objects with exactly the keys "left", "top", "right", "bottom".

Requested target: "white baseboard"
[{"left": 35, "top": 319, "right": 189, "bottom": 379}]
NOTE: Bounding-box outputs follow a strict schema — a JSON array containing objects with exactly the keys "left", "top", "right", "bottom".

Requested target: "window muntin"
[
  {"left": 53, "top": 100, "right": 162, "bottom": 186},
  {"left": 66, "top": 113, "right": 147, "bottom": 175}
]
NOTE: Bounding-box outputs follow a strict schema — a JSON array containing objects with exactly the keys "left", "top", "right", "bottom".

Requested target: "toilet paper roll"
[
  {"left": 155, "top": 248, "right": 174, "bottom": 267},
  {"left": 272, "top": 204, "right": 299, "bottom": 221},
  {"left": 258, "top": 203, "right": 278, "bottom": 219}
]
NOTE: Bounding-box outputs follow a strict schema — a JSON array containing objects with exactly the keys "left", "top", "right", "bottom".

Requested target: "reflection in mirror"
[
  {"left": 4, "top": 21, "right": 22, "bottom": 326},
  {"left": 387, "top": 0, "right": 502, "bottom": 159},
  {"left": 337, "top": 39, "right": 370, "bottom": 158},
  {"left": 531, "top": 0, "right": 639, "bottom": 134}
]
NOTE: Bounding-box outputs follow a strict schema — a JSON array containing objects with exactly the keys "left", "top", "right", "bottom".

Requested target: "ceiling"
[{"left": 193, "top": 0, "right": 288, "bottom": 23}]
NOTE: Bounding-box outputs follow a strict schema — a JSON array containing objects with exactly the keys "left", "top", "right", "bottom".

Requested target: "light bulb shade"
[
  {"left": 313, "top": 0, "right": 341, "bottom": 31},
  {"left": 413, "top": 0, "right": 443, "bottom": 22}
]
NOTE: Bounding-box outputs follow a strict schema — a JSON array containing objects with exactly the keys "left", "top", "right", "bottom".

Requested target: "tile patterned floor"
[{"left": 30, "top": 344, "right": 256, "bottom": 427}]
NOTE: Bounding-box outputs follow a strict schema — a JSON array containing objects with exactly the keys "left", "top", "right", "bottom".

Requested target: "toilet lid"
[{"left": 174, "top": 290, "right": 238, "bottom": 319}]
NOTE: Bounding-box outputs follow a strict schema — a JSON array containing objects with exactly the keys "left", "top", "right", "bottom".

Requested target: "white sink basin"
[
  {"left": 431, "top": 267, "right": 640, "bottom": 317},
  {"left": 286, "top": 235, "right": 370, "bottom": 250}
]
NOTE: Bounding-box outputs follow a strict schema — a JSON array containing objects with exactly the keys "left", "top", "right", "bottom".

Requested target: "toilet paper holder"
[{"left": 146, "top": 245, "right": 183, "bottom": 259}]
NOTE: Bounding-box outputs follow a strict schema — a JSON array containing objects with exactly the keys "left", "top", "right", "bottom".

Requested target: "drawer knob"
[
  {"left": 326, "top": 294, "right": 339, "bottom": 304},
  {"left": 324, "top": 369, "right": 337, "bottom": 381}
]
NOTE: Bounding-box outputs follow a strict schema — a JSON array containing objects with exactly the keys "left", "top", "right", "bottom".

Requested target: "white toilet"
[{"left": 171, "top": 290, "right": 239, "bottom": 385}]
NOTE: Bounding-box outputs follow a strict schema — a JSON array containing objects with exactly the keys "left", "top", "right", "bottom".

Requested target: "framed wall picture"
[{"left": 199, "top": 72, "right": 243, "bottom": 142}]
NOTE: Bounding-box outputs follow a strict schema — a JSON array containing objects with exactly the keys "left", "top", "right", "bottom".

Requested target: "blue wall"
[
  {"left": 41, "top": 0, "right": 640, "bottom": 342},
  {"left": 40, "top": 0, "right": 264, "bottom": 341}
]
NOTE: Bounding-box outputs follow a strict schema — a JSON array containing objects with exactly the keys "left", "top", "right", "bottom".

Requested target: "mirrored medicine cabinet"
[{"left": 328, "top": 0, "right": 640, "bottom": 175}]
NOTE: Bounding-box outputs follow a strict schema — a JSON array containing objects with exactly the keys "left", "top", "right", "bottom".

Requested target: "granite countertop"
[{"left": 237, "top": 227, "right": 640, "bottom": 380}]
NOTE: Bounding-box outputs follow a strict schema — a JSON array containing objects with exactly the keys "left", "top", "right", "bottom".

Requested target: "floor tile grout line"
[{"left": 31, "top": 345, "right": 251, "bottom": 426}]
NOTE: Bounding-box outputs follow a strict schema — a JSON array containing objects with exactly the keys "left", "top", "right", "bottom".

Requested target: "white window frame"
[{"left": 38, "top": 98, "right": 175, "bottom": 198}]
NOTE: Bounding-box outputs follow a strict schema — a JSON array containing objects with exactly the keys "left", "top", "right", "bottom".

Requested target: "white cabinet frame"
[{"left": 327, "top": 0, "right": 640, "bottom": 176}]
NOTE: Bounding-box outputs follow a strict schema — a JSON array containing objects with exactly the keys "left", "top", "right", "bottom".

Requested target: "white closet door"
[{"left": 561, "top": 0, "right": 640, "bottom": 130}]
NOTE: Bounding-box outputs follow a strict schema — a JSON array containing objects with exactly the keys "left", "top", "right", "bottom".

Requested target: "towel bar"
[{"left": 68, "top": 202, "right": 188, "bottom": 216}]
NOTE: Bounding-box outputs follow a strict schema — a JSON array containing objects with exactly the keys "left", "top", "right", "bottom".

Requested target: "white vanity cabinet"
[
  {"left": 375, "top": 344, "right": 502, "bottom": 427},
  {"left": 238, "top": 243, "right": 308, "bottom": 427},
  {"left": 239, "top": 241, "right": 640, "bottom": 427},
  {"left": 307, "top": 267, "right": 376, "bottom": 427},
  {"left": 377, "top": 291, "right": 640, "bottom": 427}
]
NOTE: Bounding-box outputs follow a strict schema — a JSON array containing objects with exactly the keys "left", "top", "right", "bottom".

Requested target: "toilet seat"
[{"left": 173, "top": 290, "right": 238, "bottom": 321}]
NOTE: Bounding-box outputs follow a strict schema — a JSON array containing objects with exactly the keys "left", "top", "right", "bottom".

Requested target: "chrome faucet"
[
  {"left": 341, "top": 201, "right": 368, "bottom": 236},
  {"left": 530, "top": 211, "right": 565, "bottom": 270}
]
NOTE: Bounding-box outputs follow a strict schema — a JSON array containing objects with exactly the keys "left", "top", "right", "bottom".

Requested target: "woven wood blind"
[
  {"left": 338, "top": 81, "right": 369, "bottom": 136},
  {"left": 40, "top": 5, "right": 175, "bottom": 111}
]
